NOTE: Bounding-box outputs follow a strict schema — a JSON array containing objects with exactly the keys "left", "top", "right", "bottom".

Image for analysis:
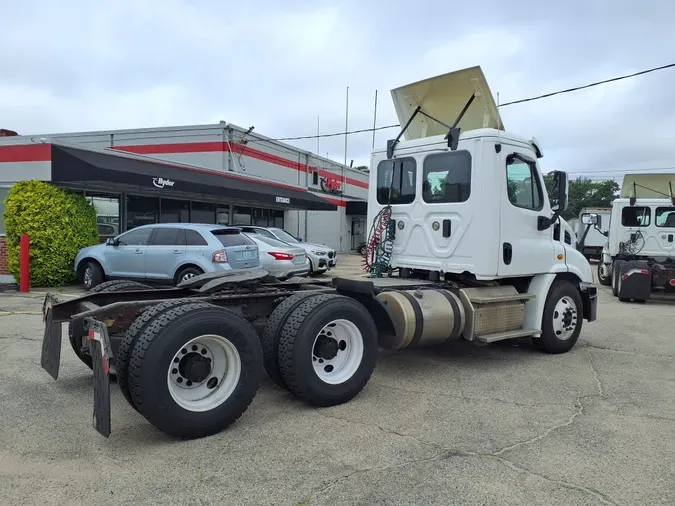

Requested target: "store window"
[
  {"left": 270, "top": 210, "right": 284, "bottom": 228},
  {"left": 253, "top": 208, "right": 269, "bottom": 226},
  {"left": 216, "top": 206, "right": 230, "bottom": 225},
  {"left": 160, "top": 198, "right": 189, "bottom": 223},
  {"left": 85, "top": 194, "right": 120, "bottom": 237},
  {"left": 127, "top": 195, "right": 159, "bottom": 230},
  {"left": 191, "top": 201, "right": 216, "bottom": 224},
  {"left": 232, "top": 206, "right": 252, "bottom": 225}
]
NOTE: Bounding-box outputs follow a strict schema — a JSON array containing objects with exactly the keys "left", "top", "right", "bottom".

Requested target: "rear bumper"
[{"left": 580, "top": 283, "right": 597, "bottom": 322}]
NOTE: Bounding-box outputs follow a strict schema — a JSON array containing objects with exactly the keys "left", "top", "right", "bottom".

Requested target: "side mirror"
[
  {"left": 296, "top": 236, "right": 303, "bottom": 242},
  {"left": 581, "top": 213, "right": 599, "bottom": 226},
  {"left": 550, "top": 170, "right": 568, "bottom": 212},
  {"left": 106, "top": 237, "right": 118, "bottom": 246}
]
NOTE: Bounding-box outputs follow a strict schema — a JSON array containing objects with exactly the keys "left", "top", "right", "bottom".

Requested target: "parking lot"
[{"left": 1, "top": 253, "right": 673, "bottom": 506}]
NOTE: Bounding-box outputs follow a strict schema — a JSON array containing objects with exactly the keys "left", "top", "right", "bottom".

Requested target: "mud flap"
[
  {"left": 40, "top": 295, "right": 62, "bottom": 380},
  {"left": 84, "top": 317, "right": 113, "bottom": 438}
]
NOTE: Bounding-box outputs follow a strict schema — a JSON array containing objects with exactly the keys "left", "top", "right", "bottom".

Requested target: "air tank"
[{"left": 375, "top": 288, "right": 466, "bottom": 350}]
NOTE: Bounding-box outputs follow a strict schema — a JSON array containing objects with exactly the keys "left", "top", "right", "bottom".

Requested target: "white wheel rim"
[
  {"left": 598, "top": 264, "right": 609, "bottom": 281},
  {"left": 552, "top": 296, "right": 578, "bottom": 341},
  {"left": 84, "top": 268, "right": 92, "bottom": 288},
  {"left": 311, "top": 319, "right": 364, "bottom": 385},
  {"left": 167, "top": 334, "right": 241, "bottom": 412}
]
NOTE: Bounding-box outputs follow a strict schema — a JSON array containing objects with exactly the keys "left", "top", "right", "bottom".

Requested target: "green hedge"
[{"left": 3, "top": 181, "right": 99, "bottom": 287}]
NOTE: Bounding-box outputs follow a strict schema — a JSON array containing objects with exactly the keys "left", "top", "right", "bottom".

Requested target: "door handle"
[
  {"left": 172, "top": 249, "right": 182, "bottom": 254},
  {"left": 134, "top": 248, "right": 143, "bottom": 254}
]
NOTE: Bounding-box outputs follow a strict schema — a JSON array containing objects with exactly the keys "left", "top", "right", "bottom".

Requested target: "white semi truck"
[
  {"left": 596, "top": 173, "right": 675, "bottom": 301},
  {"left": 39, "top": 66, "right": 598, "bottom": 439},
  {"left": 576, "top": 207, "right": 612, "bottom": 260}
]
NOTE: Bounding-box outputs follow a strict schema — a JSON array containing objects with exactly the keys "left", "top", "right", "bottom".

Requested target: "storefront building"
[{"left": 0, "top": 123, "right": 370, "bottom": 277}]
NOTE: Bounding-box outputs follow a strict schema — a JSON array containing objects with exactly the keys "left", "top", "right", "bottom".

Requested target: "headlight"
[{"left": 312, "top": 250, "right": 327, "bottom": 256}]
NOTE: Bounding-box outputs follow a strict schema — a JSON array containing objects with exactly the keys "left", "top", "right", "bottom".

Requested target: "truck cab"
[
  {"left": 367, "top": 66, "right": 592, "bottom": 286},
  {"left": 364, "top": 66, "right": 596, "bottom": 353}
]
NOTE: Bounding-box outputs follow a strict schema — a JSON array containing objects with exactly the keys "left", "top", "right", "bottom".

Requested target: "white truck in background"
[
  {"left": 596, "top": 173, "right": 675, "bottom": 301},
  {"left": 576, "top": 207, "right": 612, "bottom": 261}
]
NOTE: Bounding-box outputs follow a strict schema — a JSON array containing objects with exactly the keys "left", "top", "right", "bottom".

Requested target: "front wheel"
[
  {"left": 82, "top": 261, "right": 104, "bottom": 290},
  {"left": 532, "top": 280, "right": 583, "bottom": 354},
  {"left": 175, "top": 266, "right": 204, "bottom": 285},
  {"left": 597, "top": 263, "right": 611, "bottom": 286}
]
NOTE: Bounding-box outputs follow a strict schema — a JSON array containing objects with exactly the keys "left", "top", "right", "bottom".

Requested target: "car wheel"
[
  {"left": 82, "top": 261, "right": 104, "bottom": 290},
  {"left": 175, "top": 266, "right": 204, "bottom": 285},
  {"left": 357, "top": 245, "right": 367, "bottom": 256}
]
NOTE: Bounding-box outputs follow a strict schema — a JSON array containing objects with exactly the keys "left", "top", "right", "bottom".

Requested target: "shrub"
[{"left": 3, "top": 181, "right": 99, "bottom": 287}]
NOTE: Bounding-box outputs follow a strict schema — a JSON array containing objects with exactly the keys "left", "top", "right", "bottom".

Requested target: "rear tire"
[
  {"left": 597, "top": 263, "right": 611, "bottom": 286},
  {"left": 260, "top": 292, "right": 317, "bottom": 390},
  {"left": 82, "top": 261, "right": 104, "bottom": 290},
  {"left": 175, "top": 266, "right": 204, "bottom": 286},
  {"left": 357, "top": 245, "right": 367, "bottom": 256},
  {"left": 68, "top": 280, "right": 151, "bottom": 371},
  {"left": 611, "top": 260, "right": 623, "bottom": 297},
  {"left": 532, "top": 280, "right": 583, "bottom": 354},
  {"left": 117, "top": 299, "right": 193, "bottom": 408},
  {"left": 127, "top": 302, "right": 262, "bottom": 438},
  {"left": 277, "top": 294, "right": 377, "bottom": 407}
]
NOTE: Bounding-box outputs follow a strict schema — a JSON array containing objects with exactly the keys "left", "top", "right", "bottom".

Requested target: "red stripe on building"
[
  {"left": 114, "top": 141, "right": 369, "bottom": 189},
  {"left": 0, "top": 144, "right": 51, "bottom": 162}
]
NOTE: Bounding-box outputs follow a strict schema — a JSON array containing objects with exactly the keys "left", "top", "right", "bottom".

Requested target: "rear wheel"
[
  {"left": 82, "top": 261, "right": 104, "bottom": 290},
  {"left": 357, "top": 244, "right": 367, "bottom": 256},
  {"left": 127, "top": 302, "right": 262, "bottom": 438},
  {"left": 277, "top": 294, "right": 377, "bottom": 406},
  {"left": 68, "top": 280, "right": 151, "bottom": 371},
  {"left": 260, "top": 292, "right": 317, "bottom": 390},
  {"left": 532, "top": 280, "right": 583, "bottom": 354},
  {"left": 611, "top": 260, "right": 623, "bottom": 297},
  {"left": 175, "top": 266, "right": 204, "bottom": 285},
  {"left": 597, "top": 263, "right": 611, "bottom": 286}
]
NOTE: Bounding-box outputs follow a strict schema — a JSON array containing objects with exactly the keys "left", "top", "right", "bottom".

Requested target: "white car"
[
  {"left": 238, "top": 226, "right": 337, "bottom": 275},
  {"left": 244, "top": 234, "right": 310, "bottom": 280}
]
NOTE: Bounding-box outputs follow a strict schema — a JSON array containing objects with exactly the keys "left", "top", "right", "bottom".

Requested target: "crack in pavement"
[
  {"left": 369, "top": 381, "right": 564, "bottom": 409},
  {"left": 586, "top": 346, "right": 606, "bottom": 397},
  {"left": 0, "top": 335, "right": 41, "bottom": 342},
  {"left": 585, "top": 344, "right": 674, "bottom": 359}
]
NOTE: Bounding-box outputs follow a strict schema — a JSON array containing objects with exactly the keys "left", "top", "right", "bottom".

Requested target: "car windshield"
[
  {"left": 271, "top": 229, "right": 300, "bottom": 244},
  {"left": 210, "top": 229, "right": 254, "bottom": 247}
]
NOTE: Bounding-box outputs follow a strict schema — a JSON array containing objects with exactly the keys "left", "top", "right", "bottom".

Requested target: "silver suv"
[
  {"left": 74, "top": 223, "right": 261, "bottom": 290},
  {"left": 237, "top": 226, "right": 337, "bottom": 274}
]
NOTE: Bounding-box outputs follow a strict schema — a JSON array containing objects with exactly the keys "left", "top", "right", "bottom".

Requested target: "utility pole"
[
  {"left": 344, "top": 86, "right": 349, "bottom": 166},
  {"left": 372, "top": 90, "right": 378, "bottom": 149}
]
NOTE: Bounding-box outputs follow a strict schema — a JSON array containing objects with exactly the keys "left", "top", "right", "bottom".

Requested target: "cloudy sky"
[{"left": 2, "top": 1, "right": 674, "bottom": 179}]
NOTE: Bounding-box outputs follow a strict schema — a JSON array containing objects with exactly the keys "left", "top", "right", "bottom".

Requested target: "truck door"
[{"left": 498, "top": 151, "right": 556, "bottom": 276}]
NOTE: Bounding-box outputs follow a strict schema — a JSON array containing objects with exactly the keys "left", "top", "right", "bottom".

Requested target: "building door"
[{"left": 351, "top": 217, "right": 366, "bottom": 249}]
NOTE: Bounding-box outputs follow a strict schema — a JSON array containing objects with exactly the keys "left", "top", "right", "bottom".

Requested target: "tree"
[
  {"left": 543, "top": 175, "right": 619, "bottom": 220},
  {"left": 3, "top": 181, "right": 99, "bottom": 286}
]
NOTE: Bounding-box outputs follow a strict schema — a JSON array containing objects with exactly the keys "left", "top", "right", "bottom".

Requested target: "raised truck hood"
[{"left": 390, "top": 65, "right": 504, "bottom": 141}]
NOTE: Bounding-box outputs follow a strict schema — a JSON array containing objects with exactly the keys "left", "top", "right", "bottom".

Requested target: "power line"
[
  {"left": 258, "top": 62, "right": 675, "bottom": 143},
  {"left": 500, "top": 63, "right": 675, "bottom": 107},
  {"left": 567, "top": 166, "right": 675, "bottom": 176}
]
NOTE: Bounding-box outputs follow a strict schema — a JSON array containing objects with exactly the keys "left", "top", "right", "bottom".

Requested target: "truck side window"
[
  {"left": 655, "top": 207, "right": 675, "bottom": 227},
  {"left": 422, "top": 151, "right": 471, "bottom": 203},
  {"left": 376, "top": 158, "right": 416, "bottom": 205},
  {"left": 621, "top": 207, "right": 651, "bottom": 227},
  {"left": 506, "top": 155, "right": 543, "bottom": 211}
]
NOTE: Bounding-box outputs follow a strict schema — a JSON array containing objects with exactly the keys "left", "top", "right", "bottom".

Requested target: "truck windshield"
[{"left": 376, "top": 158, "right": 416, "bottom": 205}]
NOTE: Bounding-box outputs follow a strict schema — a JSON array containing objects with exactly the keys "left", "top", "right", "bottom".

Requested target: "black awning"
[
  {"left": 345, "top": 200, "right": 367, "bottom": 215},
  {"left": 50, "top": 145, "right": 337, "bottom": 211}
]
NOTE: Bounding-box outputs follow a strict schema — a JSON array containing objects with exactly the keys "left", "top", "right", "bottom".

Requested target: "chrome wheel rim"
[
  {"left": 83, "top": 267, "right": 93, "bottom": 288},
  {"left": 598, "top": 264, "right": 609, "bottom": 282},
  {"left": 167, "top": 334, "right": 241, "bottom": 412},
  {"left": 181, "top": 272, "right": 197, "bottom": 283},
  {"left": 311, "top": 319, "right": 364, "bottom": 385},
  {"left": 552, "top": 296, "right": 578, "bottom": 341}
]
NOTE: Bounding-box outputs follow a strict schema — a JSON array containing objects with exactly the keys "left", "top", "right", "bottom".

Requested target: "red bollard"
[{"left": 20, "top": 234, "right": 30, "bottom": 292}]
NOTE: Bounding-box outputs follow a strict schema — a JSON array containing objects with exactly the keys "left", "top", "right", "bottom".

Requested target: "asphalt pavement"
[{"left": 0, "top": 254, "right": 673, "bottom": 505}]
